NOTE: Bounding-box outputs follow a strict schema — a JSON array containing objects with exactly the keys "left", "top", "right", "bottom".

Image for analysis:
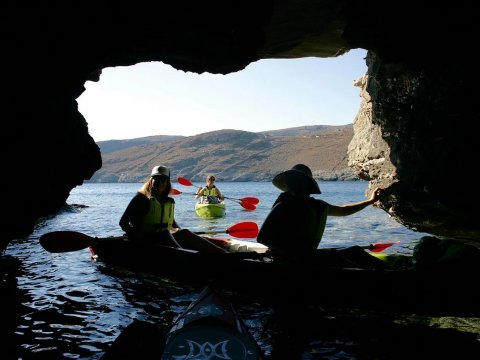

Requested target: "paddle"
[
  {"left": 177, "top": 176, "right": 196, "bottom": 186},
  {"left": 39, "top": 222, "right": 260, "bottom": 253},
  {"left": 173, "top": 186, "right": 256, "bottom": 211},
  {"left": 325, "top": 241, "right": 399, "bottom": 252},
  {"left": 366, "top": 241, "right": 400, "bottom": 253},
  {"left": 227, "top": 196, "right": 260, "bottom": 205},
  {"left": 40, "top": 229, "right": 398, "bottom": 256},
  {"left": 40, "top": 231, "right": 98, "bottom": 253},
  {"left": 225, "top": 198, "right": 257, "bottom": 211},
  {"left": 177, "top": 177, "right": 260, "bottom": 210},
  {"left": 170, "top": 188, "right": 182, "bottom": 195},
  {"left": 195, "top": 221, "right": 259, "bottom": 238}
]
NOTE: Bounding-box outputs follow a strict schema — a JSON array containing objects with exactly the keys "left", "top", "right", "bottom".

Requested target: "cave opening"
[{"left": 78, "top": 49, "right": 367, "bottom": 143}]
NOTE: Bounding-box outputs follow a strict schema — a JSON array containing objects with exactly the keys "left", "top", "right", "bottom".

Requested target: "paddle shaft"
[
  {"left": 177, "top": 177, "right": 259, "bottom": 206},
  {"left": 327, "top": 242, "right": 398, "bottom": 253},
  {"left": 223, "top": 196, "right": 260, "bottom": 205},
  {"left": 41, "top": 226, "right": 395, "bottom": 254},
  {"left": 171, "top": 189, "right": 256, "bottom": 210},
  {"left": 40, "top": 222, "right": 260, "bottom": 253},
  {"left": 195, "top": 230, "right": 231, "bottom": 236}
]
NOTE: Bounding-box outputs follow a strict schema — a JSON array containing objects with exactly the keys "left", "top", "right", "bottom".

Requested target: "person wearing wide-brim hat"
[
  {"left": 119, "top": 165, "right": 227, "bottom": 253},
  {"left": 257, "top": 164, "right": 385, "bottom": 265},
  {"left": 271, "top": 163, "right": 321, "bottom": 195}
]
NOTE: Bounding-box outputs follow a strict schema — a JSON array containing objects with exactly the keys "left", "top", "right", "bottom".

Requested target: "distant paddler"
[{"left": 196, "top": 174, "right": 224, "bottom": 204}]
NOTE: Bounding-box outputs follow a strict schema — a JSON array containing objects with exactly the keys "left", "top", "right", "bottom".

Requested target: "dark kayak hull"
[
  {"left": 101, "top": 285, "right": 263, "bottom": 359},
  {"left": 89, "top": 237, "right": 480, "bottom": 316},
  {"left": 162, "top": 285, "right": 263, "bottom": 359},
  {"left": 88, "top": 236, "right": 262, "bottom": 284}
]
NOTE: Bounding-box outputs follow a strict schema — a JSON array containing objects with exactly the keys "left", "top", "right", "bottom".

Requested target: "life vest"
[
  {"left": 202, "top": 186, "right": 219, "bottom": 197},
  {"left": 140, "top": 197, "right": 175, "bottom": 234},
  {"left": 201, "top": 186, "right": 221, "bottom": 204}
]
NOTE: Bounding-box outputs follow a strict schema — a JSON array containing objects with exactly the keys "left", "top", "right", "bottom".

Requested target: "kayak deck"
[
  {"left": 195, "top": 202, "right": 226, "bottom": 218},
  {"left": 163, "top": 286, "right": 263, "bottom": 359},
  {"left": 100, "top": 286, "right": 264, "bottom": 359}
]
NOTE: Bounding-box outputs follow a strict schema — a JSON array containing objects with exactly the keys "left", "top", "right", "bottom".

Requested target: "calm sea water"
[{"left": 5, "top": 181, "right": 429, "bottom": 359}]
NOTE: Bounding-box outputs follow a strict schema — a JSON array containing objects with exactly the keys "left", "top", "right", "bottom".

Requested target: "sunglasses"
[{"left": 153, "top": 175, "right": 169, "bottom": 182}]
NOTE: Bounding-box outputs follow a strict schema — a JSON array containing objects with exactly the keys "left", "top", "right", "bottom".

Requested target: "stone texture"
[{"left": 348, "top": 74, "right": 395, "bottom": 187}]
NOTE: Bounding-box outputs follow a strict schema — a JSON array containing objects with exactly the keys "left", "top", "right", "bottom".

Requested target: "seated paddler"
[
  {"left": 196, "top": 174, "right": 224, "bottom": 204},
  {"left": 256, "top": 164, "right": 386, "bottom": 268},
  {"left": 119, "top": 165, "right": 227, "bottom": 253}
]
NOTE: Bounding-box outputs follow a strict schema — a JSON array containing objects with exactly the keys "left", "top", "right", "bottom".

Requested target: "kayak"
[
  {"left": 195, "top": 202, "right": 226, "bottom": 218},
  {"left": 101, "top": 285, "right": 264, "bottom": 359},
  {"left": 39, "top": 232, "right": 480, "bottom": 315},
  {"left": 162, "top": 285, "right": 263, "bottom": 359},
  {"left": 38, "top": 232, "right": 268, "bottom": 284},
  {"left": 85, "top": 235, "right": 267, "bottom": 284}
]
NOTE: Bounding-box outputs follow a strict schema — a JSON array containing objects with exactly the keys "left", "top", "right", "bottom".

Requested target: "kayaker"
[
  {"left": 257, "top": 164, "right": 386, "bottom": 266},
  {"left": 196, "top": 174, "right": 225, "bottom": 204},
  {"left": 119, "top": 165, "right": 227, "bottom": 253}
]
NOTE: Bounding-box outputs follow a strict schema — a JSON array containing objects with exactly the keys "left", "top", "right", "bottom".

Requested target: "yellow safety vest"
[
  {"left": 140, "top": 197, "right": 175, "bottom": 234},
  {"left": 202, "top": 186, "right": 219, "bottom": 197}
]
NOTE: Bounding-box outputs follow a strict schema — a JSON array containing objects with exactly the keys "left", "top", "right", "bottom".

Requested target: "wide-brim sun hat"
[
  {"left": 272, "top": 164, "right": 321, "bottom": 194},
  {"left": 151, "top": 165, "right": 170, "bottom": 178}
]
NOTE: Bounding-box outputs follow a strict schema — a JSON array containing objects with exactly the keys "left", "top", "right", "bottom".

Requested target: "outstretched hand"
[{"left": 370, "top": 187, "right": 384, "bottom": 203}]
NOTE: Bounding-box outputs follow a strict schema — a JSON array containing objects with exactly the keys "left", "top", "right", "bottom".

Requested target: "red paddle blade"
[
  {"left": 240, "top": 197, "right": 260, "bottom": 205},
  {"left": 169, "top": 188, "right": 182, "bottom": 195},
  {"left": 226, "top": 221, "right": 259, "bottom": 238},
  {"left": 240, "top": 201, "right": 257, "bottom": 211},
  {"left": 370, "top": 241, "right": 400, "bottom": 252},
  {"left": 177, "top": 177, "right": 193, "bottom": 186},
  {"left": 40, "top": 231, "right": 94, "bottom": 253}
]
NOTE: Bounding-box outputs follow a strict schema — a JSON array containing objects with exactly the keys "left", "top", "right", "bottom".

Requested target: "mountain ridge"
[{"left": 91, "top": 124, "right": 357, "bottom": 182}]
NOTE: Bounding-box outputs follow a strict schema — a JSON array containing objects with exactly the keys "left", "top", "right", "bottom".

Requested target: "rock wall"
[
  {"left": 348, "top": 74, "right": 395, "bottom": 186},
  {"left": 362, "top": 51, "right": 478, "bottom": 239}
]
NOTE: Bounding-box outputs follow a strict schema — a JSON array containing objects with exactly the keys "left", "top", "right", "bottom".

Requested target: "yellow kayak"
[{"left": 195, "top": 202, "right": 226, "bottom": 218}]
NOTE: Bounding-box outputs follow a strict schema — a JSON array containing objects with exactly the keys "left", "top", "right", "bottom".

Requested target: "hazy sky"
[{"left": 78, "top": 49, "right": 367, "bottom": 141}]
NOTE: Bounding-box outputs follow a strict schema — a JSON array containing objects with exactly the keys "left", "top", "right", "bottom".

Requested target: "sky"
[{"left": 78, "top": 49, "right": 368, "bottom": 141}]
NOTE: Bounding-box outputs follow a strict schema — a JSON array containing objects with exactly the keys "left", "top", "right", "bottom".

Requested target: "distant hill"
[
  {"left": 97, "top": 135, "right": 184, "bottom": 154},
  {"left": 89, "top": 125, "right": 356, "bottom": 182},
  {"left": 259, "top": 125, "right": 338, "bottom": 137}
]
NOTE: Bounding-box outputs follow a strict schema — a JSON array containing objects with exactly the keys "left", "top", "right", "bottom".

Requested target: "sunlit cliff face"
[{"left": 1, "top": 1, "right": 478, "bottom": 251}]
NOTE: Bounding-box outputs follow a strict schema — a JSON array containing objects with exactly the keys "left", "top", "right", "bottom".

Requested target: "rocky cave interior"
[{"left": 2, "top": 1, "right": 478, "bottom": 254}]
